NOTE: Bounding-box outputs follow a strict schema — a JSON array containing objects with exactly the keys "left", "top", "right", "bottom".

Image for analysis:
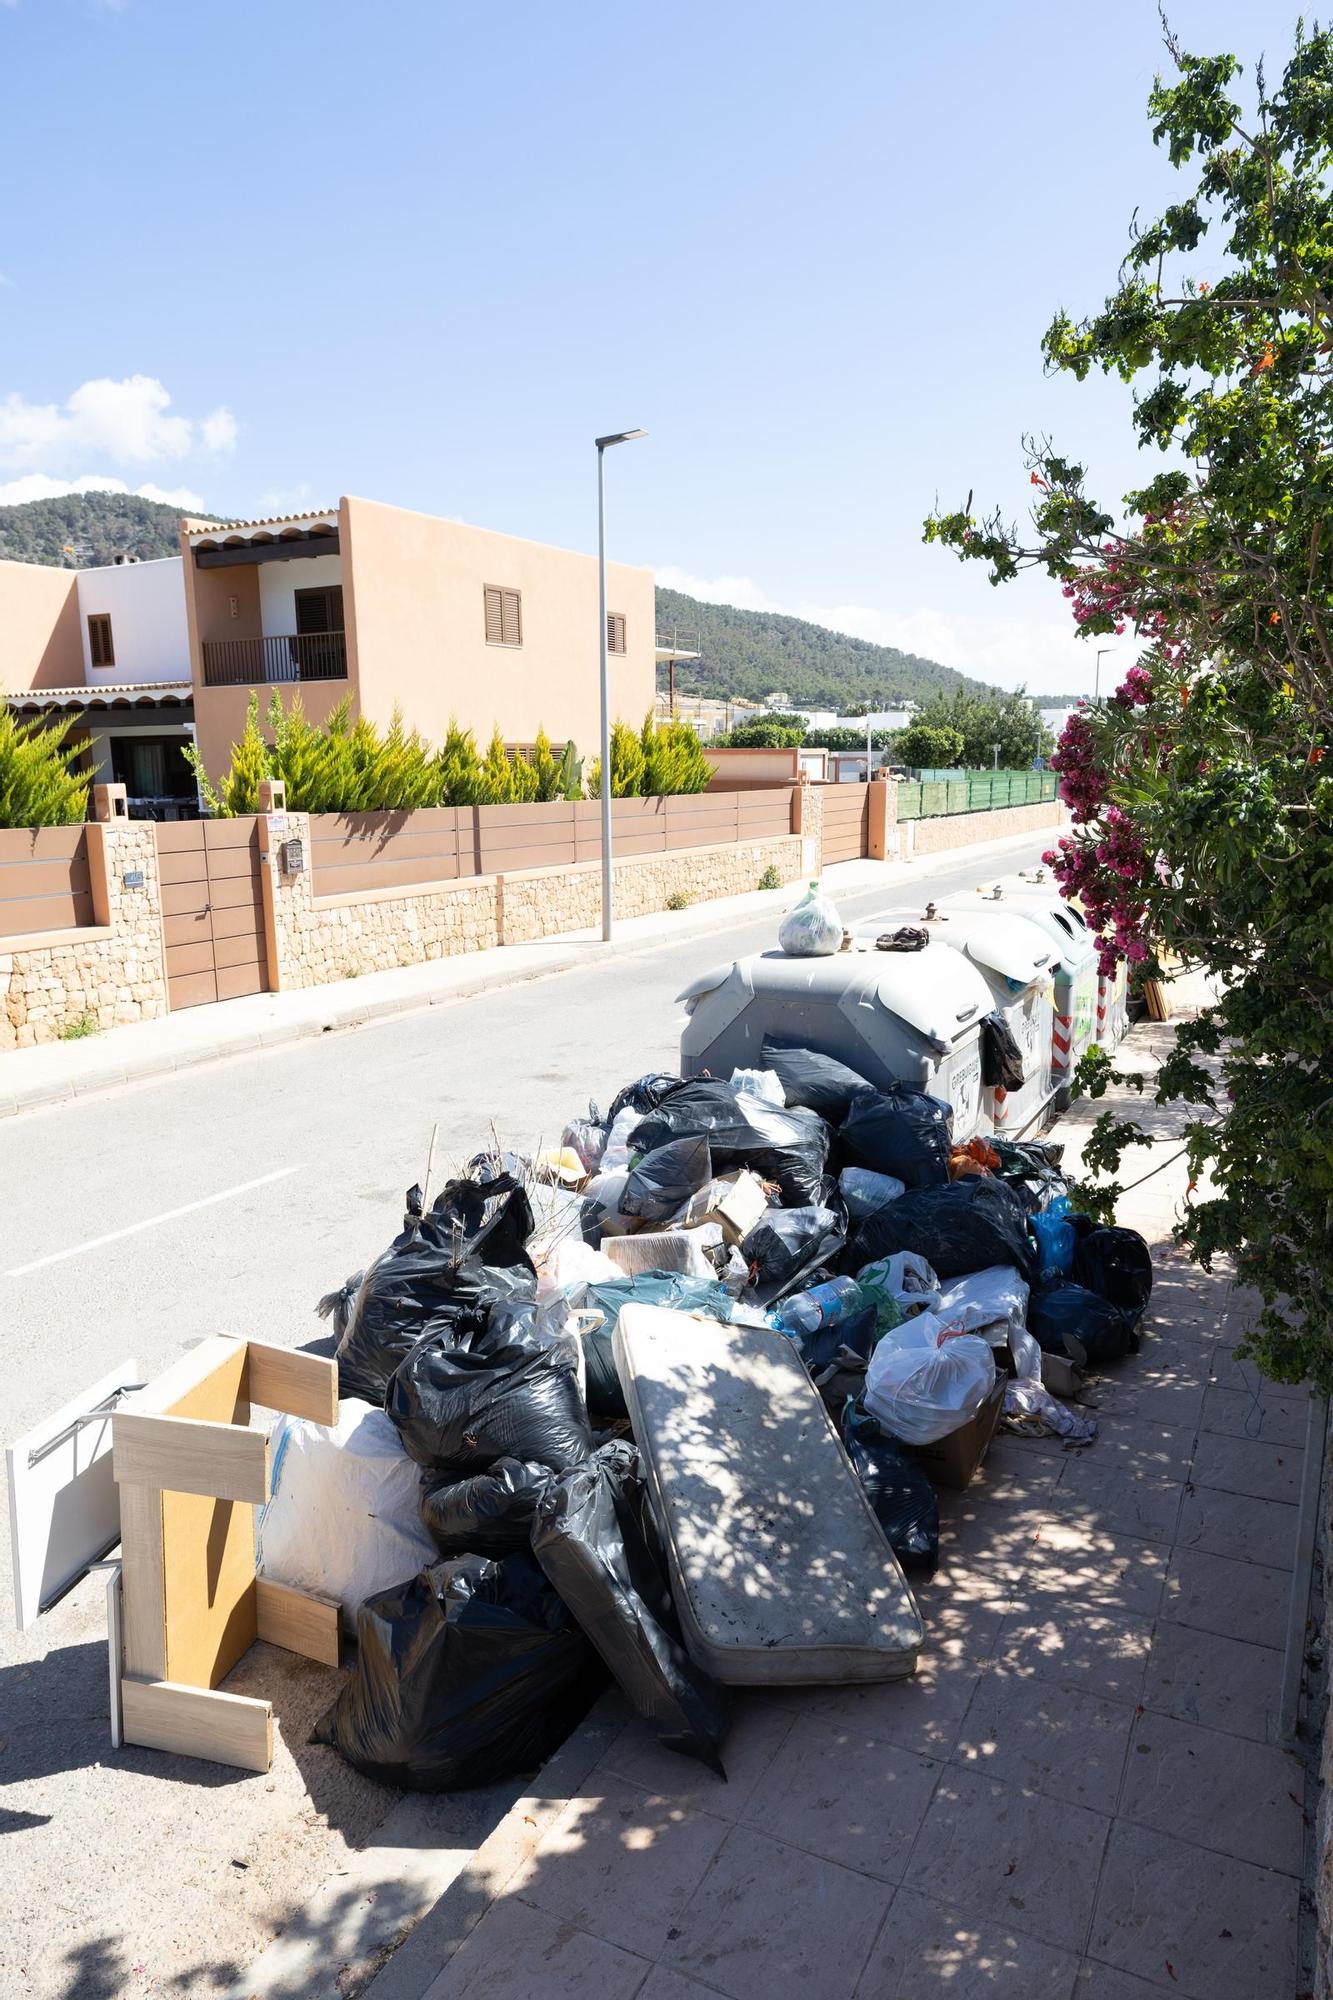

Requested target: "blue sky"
[{"left": 0, "top": 0, "right": 1274, "bottom": 693}]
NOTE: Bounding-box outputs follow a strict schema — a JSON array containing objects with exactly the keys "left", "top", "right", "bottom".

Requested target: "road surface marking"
[{"left": 6, "top": 1166, "right": 301, "bottom": 1278}]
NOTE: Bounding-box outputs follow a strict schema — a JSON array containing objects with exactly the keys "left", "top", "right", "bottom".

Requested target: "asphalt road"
[{"left": 0, "top": 832, "right": 1051, "bottom": 2000}]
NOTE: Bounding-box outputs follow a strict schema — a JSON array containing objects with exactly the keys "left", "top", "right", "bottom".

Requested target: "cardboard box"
[
  {"left": 676, "top": 1170, "right": 770, "bottom": 1245},
  {"left": 904, "top": 1378, "right": 1006, "bottom": 1491}
]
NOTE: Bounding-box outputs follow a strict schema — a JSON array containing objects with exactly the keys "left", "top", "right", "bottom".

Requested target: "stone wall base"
[{"left": 901, "top": 799, "right": 1063, "bottom": 857}]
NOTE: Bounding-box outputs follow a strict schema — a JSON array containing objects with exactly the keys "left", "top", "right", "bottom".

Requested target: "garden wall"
[{"left": 901, "top": 798, "right": 1063, "bottom": 857}]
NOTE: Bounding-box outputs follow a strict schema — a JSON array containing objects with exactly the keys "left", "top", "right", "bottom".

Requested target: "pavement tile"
[
  {"left": 1161, "top": 1546, "right": 1290, "bottom": 1644},
  {"left": 1073, "top": 1416, "right": 1195, "bottom": 1483},
  {"left": 1175, "top": 1482, "right": 1296, "bottom": 1571},
  {"left": 854, "top": 1887, "right": 1080, "bottom": 1997},
  {"left": 962, "top": 1440, "right": 1065, "bottom": 1505},
  {"left": 636, "top": 1970, "right": 727, "bottom": 2000},
  {"left": 739, "top": 1712, "right": 940, "bottom": 1882},
  {"left": 1087, "top": 1819, "right": 1299, "bottom": 2000},
  {"left": 935, "top": 1499, "right": 1046, "bottom": 1580},
  {"left": 597, "top": 1695, "right": 793, "bottom": 1823},
  {"left": 1049, "top": 1459, "right": 1183, "bottom": 1546},
  {"left": 1209, "top": 1345, "right": 1276, "bottom": 1395},
  {"left": 1072, "top": 1964, "right": 1174, "bottom": 1998},
  {"left": 662, "top": 1824, "right": 892, "bottom": 2000},
  {"left": 422, "top": 1895, "right": 648, "bottom": 2000},
  {"left": 1084, "top": 1371, "right": 1207, "bottom": 1432},
  {"left": 812, "top": 1648, "right": 994, "bottom": 1761},
  {"left": 1198, "top": 1383, "right": 1312, "bottom": 1447},
  {"left": 504, "top": 1781, "right": 729, "bottom": 1960},
  {"left": 1008, "top": 1521, "right": 1168, "bottom": 1622},
  {"left": 997, "top": 1603, "right": 1154, "bottom": 1704},
  {"left": 952, "top": 1669, "right": 1135, "bottom": 1814},
  {"left": 1117, "top": 1712, "right": 1305, "bottom": 1876},
  {"left": 1140, "top": 1621, "right": 1283, "bottom": 1743},
  {"left": 1189, "top": 1430, "right": 1302, "bottom": 1505},
  {"left": 902, "top": 1768, "right": 1110, "bottom": 1952}
]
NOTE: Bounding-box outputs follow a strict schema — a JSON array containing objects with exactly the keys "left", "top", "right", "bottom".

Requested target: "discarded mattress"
[{"left": 612, "top": 1304, "right": 924, "bottom": 1684}]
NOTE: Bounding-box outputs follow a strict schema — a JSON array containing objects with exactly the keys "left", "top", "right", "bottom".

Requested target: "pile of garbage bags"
[{"left": 292, "top": 1045, "right": 1151, "bottom": 1795}]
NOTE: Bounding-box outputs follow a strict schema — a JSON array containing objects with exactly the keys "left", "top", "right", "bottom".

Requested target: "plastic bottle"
[{"left": 771, "top": 1276, "right": 866, "bottom": 1337}]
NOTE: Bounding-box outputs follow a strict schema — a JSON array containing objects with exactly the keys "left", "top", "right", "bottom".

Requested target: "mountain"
[
  {"left": 0, "top": 492, "right": 202, "bottom": 568},
  {"left": 653, "top": 585, "right": 997, "bottom": 709}
]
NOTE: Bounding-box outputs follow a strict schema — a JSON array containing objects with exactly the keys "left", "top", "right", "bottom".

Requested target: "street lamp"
[
  {"left": 1095, "top": 648, "right": 1112, "bottom": 701},
  {"left": 596, "top": 428, "right": 647, "bottom": 943}
]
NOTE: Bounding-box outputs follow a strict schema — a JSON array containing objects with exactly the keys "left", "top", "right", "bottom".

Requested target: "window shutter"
[
  {"left": 88, "top": 614, "right": 114, "bottom": 667},
  {"left": 501, "top": 588, "right": 522, "bottom": 646},
  {"left": 484, "top": 586, "right": 504, "bottom": 644},
  {"left": 607, "top": 613, "right": 626, "bottom": 654}
]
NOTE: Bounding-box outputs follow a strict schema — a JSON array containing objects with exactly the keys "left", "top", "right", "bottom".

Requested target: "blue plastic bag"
[{"left": 1031, "top": 1195, "right": 1075, "bottom": 1284}]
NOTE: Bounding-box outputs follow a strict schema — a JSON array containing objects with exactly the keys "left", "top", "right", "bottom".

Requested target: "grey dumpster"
[
  {"left": 678, "top": 942, "right": 993, "bottom": 1142},
  {"left": 926, "top": 903, "right": 1060, "bottom": 1137},
  {"left": 995, "top": 890, "right": 1099, "bottom": 1103}
]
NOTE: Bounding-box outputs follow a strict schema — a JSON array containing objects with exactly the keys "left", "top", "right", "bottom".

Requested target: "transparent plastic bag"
[
  {"left": 777, "top": 880, "right": 843, "bottom": 957},
  {"left": 863, "top": 1316, "right": 997, "bottom": 1445}
]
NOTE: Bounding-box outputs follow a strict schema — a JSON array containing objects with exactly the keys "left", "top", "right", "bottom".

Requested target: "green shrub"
[
  {"left": 664, "top": 888, "right": 693, "bottom": 910},
  {"left": 0, "top": 705, "right": 91, "bottom": 828},
  {"left": 586, "top": 719, "right": 647, "bottom": 799},
  {"left": 436, "top": 720, "right": 485, "bottom": 805},
  {"left": 640, "top": 713, "right": 712, "bottom": 795},
  {"left": 58, "top": 1008, "right": 99, "bottom": 1041},
  {"left": 896, "top": 721, "right": 965, "bottom": 770},
  {"left": 757, "top": 864, "right": 782, "bottom": 891}
]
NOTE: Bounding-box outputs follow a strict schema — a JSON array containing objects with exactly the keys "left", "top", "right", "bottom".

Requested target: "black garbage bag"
[
  {"left": 562, "top": 1117, "right": 607, "bottom": 1175},
  {"left": 784, "top": 1301, "right": 880, "bottom": 1410},
  {"left": 387, "top": 1303, "right": 592, "bottom": 1480},
  {"left": 620, "top": 1136, "right": 713, "bottom": 1222},
  {"left": 327, "top": 1165, "right": 538, "bottom": 1407},
  {"left": 605, "top": 1072, "right": 687, "bottom": 1124},
  {"left": 314, "top": 1552, "right": 604, "bottom": 1791},
  {"left": 839, "top": 1402, "right": 939, "bottom": 1575},
  {"left": 839, "top": 1085, "right": 952, "bottom": 1190},
  {"left": 421, "top": 1458, "right": 553, "bottom": 1559},
  {"left": 532, "top": 1441, "right": 729, "bottom": 1773},
  {"left": 740, "top": 1200, "right": 848, "bottom": 1303},
  {"left": 580, "top": 1275, "right": 735, "bottom": 1420},
  {"left": 1073, "top": 1227, "right": 1153, "bottom": 1321},
  {"left": 981, "top": 1013, "right": 1026, "bottom": 1091},
  {"left": 845, "top": 1175, "right": 1037, "bottom": 1283},
  {"left": 988, "top": 1138, "right": 1071, "bottom": 1212},
  {"left": 629, "top": 1079, "right": 829, "bottom": 1207},
  {"left": 1028, "top": 1283, "right": 1136, "bottom": 1368},
  {"left": 760, "top": 1039, "right": 870, "bottom": 1123}
]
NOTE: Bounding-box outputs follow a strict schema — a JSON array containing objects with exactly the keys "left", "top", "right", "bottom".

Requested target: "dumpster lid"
[
  {"left": 856, "top": 942, "right": 992, "bottom": 1047},
  {"left": 930, "top": 907, "right": 1058, "bottom": 986}
]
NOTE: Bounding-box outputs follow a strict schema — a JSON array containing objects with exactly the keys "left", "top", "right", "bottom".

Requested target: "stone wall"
[
  {"left": 902, "top": 799, "right": 1063, "bottom": 857},
  {"left": 499, "top": 834, "right": 805, "bottom": 945},
  {"left": 0, "top": 822, "right": 167, "bottom": 1049}
]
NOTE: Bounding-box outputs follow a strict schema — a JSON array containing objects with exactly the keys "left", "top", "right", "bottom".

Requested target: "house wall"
[
  {"left": 0, "top": 560, "right": 83, "bottom": 691},
  {"left": 75, "top": 556, "right": 190, "bottom": 685},
  {"left": 341, "top": 494, "right": 655, "bottom": 754},
  {"left": 257, "top": 553, "right": 343, "bottom": 637}
]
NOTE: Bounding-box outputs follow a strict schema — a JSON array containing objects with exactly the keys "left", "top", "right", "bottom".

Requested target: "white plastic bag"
[
  {"left": 934, "top": 1266, "right": 1030, "bottom": 1347},
  {"left": 257, "top": 1399, "right": 438, "bottom": 1631},
  {"left": 839, "top": 1166, "right": 906, "bottom": 1220},
  {"left": 537, "top": 1235, "right": 622, "bottom": 1298},
  {"left": 856, "top": 1251, "right": 941, "bottom": 1331},
  {"left": 778, "top": 880, "right": 843, "bottom": 957},
  {"left": 864, "top": 1315, "right": 997, "bottom": 1445},
  {"left": 599, "top": 1104, "right": 643, "bottom": 1174},
  {"left": 729, "top": 1067, "right": 786, "bottom": 1104}
]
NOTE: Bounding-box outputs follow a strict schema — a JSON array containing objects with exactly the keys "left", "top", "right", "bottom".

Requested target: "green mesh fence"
[{"left": 895, "top": 770, "right": 1058, "bottom": 820}]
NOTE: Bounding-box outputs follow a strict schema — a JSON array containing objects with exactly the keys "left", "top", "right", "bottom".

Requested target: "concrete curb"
[{"left": 0, "top": 825, "right": 1057, "bottom": 1119}]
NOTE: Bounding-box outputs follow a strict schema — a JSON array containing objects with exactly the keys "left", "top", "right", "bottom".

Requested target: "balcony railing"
[{"left": 201, "top": 631, "right": 348, "bottom": 688}]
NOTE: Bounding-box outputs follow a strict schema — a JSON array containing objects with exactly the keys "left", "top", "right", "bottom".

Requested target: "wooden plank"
[
  {"left": 202, "top": 844, "right": 260, "bottom": 882},
  {"left": 311, "top": 855, "right": 461, "bottom": 898},
  {"left": 207, "top": 873, "right": 262, "bottom": 912},
  {"left": 168, "top": 968, "right": 218, "bottom": 1010},
  {"left": 0, "top": 825, "right": 85, "bottom": 863},
  {"left": 0, "top": 889, "right": 95, "bottom": 938},
  {"left": 203, "top": 816, "right": 260, "bottom": 850},
  {"left": 210, "top": 902, "right": 263, "bottom": 940},
  {"left": 114, "top": 1412, "right": 270, "bottom": 1504},
  {"left": 157, "top": 849, "right": 211, "bottom": 887},
  {"left": 212, "top": 929, "right": 263, "bottom": 970},
  {"left": 119, "top": 1480, "right": 167, "bottom": 1679},
  {"left": 161, "top": 881, "right": 213, "bottom": 918},
  {"left": 120, "top": 1677, "right": 272, "bottom": 1773},
  {"left": 0, "top": 857, "right": 92, "bottom": 898},
  {"left": 216, "top": 963, "right": 264, "bottom": 1002},
  {"left": 245, "top": 1341, "right": 337, "bottom": 1425},
  {"left": 308, "top": 805, "right": 463, "bottom": 841},
  {"left": 308, "top": 828, "right": 461, "bottom": 866},
  {"left": 163, "top": 911, "right": 210, "bottom": 946},
  {"left": 164, "top": 940, "right": 215, "bottom": 978},
  {"left": 154, "top": 821, "right": 208, "bottom": 854},
  {"left": 254, "top": 1579, "right": 340, "bottom": 1667}
]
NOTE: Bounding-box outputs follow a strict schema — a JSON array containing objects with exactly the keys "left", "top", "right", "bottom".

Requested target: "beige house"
[
  {"left": 1, "top": 495, "right": 657, "bottom": 799},
  {"left": 183, "top": 495, "right": 656, "bottom": 781}
]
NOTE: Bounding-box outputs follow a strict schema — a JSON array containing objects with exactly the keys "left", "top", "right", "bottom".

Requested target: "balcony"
[{"left": 201, "top": 632, "right": 348, "bottom": 688}]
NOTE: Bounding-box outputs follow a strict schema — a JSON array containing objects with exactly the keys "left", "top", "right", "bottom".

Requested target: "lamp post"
[
  {"left": 1095, "top": 648, "right": 1111, "bottom": 701},
  {"left": 595, "top": 428, "right": 647, "bottom": 943}
]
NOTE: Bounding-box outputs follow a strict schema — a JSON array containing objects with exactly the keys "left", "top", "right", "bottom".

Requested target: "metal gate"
[
  {"left": 820, "top": 783, "right": 870, "bottom": 865},
  {"left": 157, "top": 818, "right": 268, "bottom": 1011}
]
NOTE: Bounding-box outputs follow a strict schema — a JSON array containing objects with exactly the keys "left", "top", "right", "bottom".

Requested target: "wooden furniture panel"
[{"left": 121, "top": 1678, "right": 273, "bottom": 1774}]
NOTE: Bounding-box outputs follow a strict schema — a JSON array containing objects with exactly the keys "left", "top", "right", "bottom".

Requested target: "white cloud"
[
  {"left": 0, "top": 375, "right": 237, "bottom": 472},
  {"left": 201, "top": 406, "right": 237, "bottom": 452},
  {"left": 654, "top": 563, "right": 1140, "bottom": 698},
  {"left": 0, "top": 471, "right": 206, "bottom": 509}
]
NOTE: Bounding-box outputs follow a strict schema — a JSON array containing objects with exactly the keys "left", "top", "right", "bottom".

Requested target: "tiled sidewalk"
[{"left": 404, "top": 1004, "right": 1314, "bottom": 2000}]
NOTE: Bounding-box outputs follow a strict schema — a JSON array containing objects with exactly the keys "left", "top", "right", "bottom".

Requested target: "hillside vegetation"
[
  {"left": 655, "top": 584, "right": 995, "bottom": 708},
  {"left": 0, "top": 492, "right": 202, "bottom": 567}
]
